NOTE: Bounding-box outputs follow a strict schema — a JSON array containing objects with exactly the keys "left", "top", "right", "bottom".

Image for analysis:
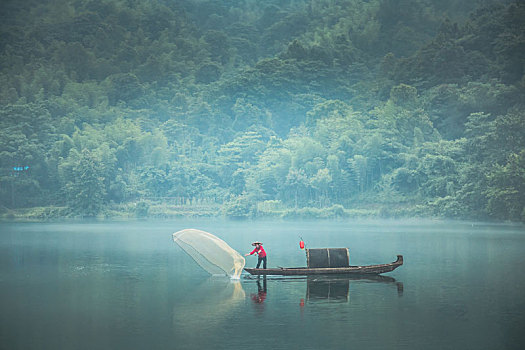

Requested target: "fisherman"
[{"left": 245, "top": 241, "right": 267, "bottom": 269}]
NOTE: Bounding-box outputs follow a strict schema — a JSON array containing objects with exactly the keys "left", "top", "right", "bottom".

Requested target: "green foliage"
[
  {"left": 222, "top": 194, "right": 255, "bottom": 219},
  {"left": 63, "top": 149, "right": 107, "bottom": 216},
  {"left": 1, "top": 0, "right": 524, "bottom": 222},
  {"left": 135, "top": 201, "right": 150, "bottom": 218},
  {"left": 484, "top": 150, "right": 525, "bottom": 221},
  {"left": 389, "top": 84, "right": 418, "bottom": 108}
]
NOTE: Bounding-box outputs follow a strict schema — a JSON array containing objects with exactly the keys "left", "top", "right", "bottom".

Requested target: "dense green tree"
[
  {"left": 62, "top": 149, "right": 106, "bottom": 216},
  {"left": 485, "top": 151, "right": 525, "bottom": 221}
]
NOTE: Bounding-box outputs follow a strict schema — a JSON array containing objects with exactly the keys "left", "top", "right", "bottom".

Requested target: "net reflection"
[{"left": 171, "top": 277, "right": 245, "bottom": 335}]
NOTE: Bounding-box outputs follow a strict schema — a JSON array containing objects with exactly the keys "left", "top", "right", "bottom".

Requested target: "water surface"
[{"left": 1, "top": 219, "right": 524, "bottom": 349}]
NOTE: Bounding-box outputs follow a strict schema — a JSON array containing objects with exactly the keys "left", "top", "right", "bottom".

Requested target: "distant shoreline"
[{"left": 1, "top": 203, "right": 518, "bottom": 223}]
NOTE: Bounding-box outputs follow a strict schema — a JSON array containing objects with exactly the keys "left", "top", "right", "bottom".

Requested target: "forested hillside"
[{"left": 1, "top": 0, "right": 524, "bottom": 221}]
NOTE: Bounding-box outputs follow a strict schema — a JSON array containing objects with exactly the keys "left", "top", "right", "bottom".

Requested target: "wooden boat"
[{"left": 244, "top": 254, "right": 403, "bottom": 276}]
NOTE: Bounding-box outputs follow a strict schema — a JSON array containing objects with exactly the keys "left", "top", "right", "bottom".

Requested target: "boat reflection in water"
[
  {"left": 307, "top": 276, "right": 350, "bottom": 302},
  {"left": 306, "top": 275, "right": 403, "bottom": 303},
  {"left": 245, "top": 274, "right": 403, "bottom": 307}
]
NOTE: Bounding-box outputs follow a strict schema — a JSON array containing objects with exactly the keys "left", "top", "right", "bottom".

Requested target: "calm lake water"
[{"left": 1, "top": 219, "right": 525, "bottom": 350}]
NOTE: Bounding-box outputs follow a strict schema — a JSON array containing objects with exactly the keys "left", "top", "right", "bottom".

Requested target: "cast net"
[{"left": 172, "top": 229, "right": 245, "bottom": 279}]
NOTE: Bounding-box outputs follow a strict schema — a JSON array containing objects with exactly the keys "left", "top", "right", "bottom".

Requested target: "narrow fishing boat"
[{"left": 244, "top": 248, "right": 403, "bottom": 276}]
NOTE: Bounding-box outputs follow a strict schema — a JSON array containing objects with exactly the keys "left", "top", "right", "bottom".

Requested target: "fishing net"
[{"left": 172, "top": 229, "right": 245, "bottom": 279}]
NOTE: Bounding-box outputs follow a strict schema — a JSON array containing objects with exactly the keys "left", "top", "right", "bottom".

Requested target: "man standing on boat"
[{"left": 245, "top": 242, "right": 267, "bottom": 269}]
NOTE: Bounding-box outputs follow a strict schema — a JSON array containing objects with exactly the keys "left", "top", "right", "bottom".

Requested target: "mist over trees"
[{"left": 1, "top": 0, "right": 524, "bottom": 221}]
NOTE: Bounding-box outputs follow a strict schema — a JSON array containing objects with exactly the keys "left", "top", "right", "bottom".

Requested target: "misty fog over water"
[{"left": 2, "top": 219, "right": 524, "bottom": 349}]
